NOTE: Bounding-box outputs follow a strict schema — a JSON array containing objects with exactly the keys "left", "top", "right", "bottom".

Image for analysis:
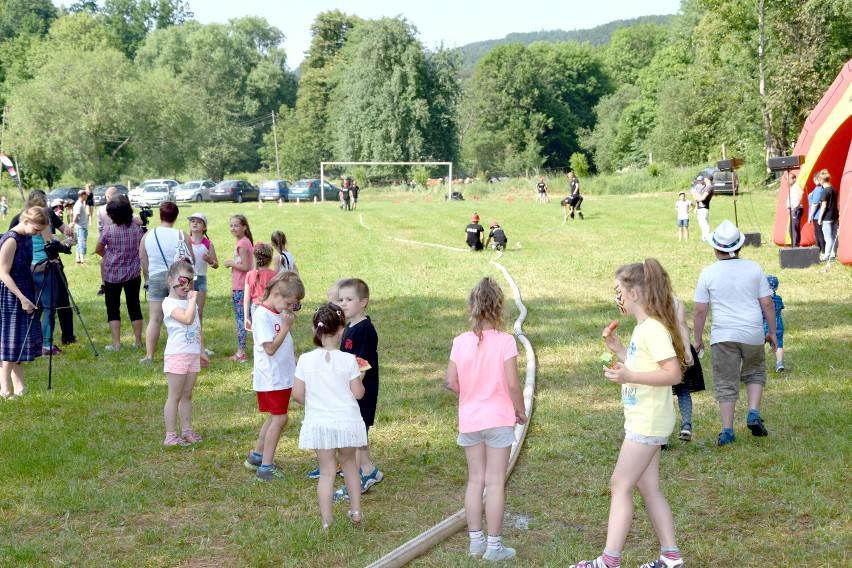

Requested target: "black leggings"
[{"left": 104, "top": 276, "right": 143, "bottom": 322}]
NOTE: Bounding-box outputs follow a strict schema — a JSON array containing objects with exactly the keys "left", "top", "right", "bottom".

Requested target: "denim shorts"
[
  {"left": 193, "top": 274, "right": 208, "bottom": 292},
  {"left": 146, "top": 271, "right": 169, "bottom": 302},
  {"left": 457, "top": 426, "right": 516, "bottom": 448},
  {"left": 625, "top": 430, "right": 669, "bottom": 446},
  {"left": 678, "top": 219, "right": 689, "bottom": 228}
]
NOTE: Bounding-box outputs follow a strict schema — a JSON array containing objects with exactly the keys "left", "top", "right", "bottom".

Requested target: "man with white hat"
[{"left": 692, "top": 220, "right": 777, "bottom": 446}]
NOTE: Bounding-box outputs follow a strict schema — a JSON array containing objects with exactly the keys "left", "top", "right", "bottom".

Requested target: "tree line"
[{"left": 0, "top": 0, "right": 850, "bottom": 188}]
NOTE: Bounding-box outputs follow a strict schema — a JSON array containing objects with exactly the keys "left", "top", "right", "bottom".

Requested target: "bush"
[
  {"left": 412, "top": 166, "right": 429, "bottom": 188},
  {"left": 569, "top": 152, "right": 590, "bottom": 177},
  {"left": 647, "top": 162, "right": 662, "bottom": 177}
]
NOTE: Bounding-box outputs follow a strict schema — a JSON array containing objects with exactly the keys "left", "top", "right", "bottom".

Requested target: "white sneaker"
[
  {"left": 483, "top": 545, "right": 516, "bottom": 562},
  {"left": 468, "top": 540, "right": 486, "bottom": 556}
]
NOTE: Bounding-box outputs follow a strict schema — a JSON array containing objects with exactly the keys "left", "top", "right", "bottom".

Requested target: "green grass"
[{"left": 1, "top": 186, "right": 850, "bottom": 567}]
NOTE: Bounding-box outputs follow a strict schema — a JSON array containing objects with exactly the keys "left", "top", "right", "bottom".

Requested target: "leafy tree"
[
  {"left": 329, "top": 16, "right": 459, "bottom": 178},
  {"left": 99, "top": 0, "right": 192, "bottom": 58},
  {"left": 0, "top": 0, "right": 57, "bottom": 40},
  {"left": 461, "top": 43, "right": 549, "bottom": 175},
  {"left": 262, "top": 11, "right": 360, "bottom": 179},
  {"left": 6, "top": 49, "right": 139, "bottom": 182},
  {"left": 604, "top": 23, "right": 669, "bottom": 86}
]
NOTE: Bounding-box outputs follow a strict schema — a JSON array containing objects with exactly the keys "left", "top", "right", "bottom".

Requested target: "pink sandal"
[
  {"left": 229, "top": 353, "right": 247, "bottom": 363},
  {"left": 182, "top": 430, "right": 203, "bottom": 444}
]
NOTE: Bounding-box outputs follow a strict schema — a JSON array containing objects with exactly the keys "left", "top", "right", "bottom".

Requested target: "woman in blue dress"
[{"left": 0, "top": 206, "right": 49, "bottom": 399}]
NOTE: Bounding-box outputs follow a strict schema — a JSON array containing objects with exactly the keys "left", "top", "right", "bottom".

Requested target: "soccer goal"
[{"left": 320, "top": 161, "right": 454, "bottom": 201}]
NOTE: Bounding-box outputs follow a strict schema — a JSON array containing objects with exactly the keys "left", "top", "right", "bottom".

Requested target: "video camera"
[
  {"left": 139, "top": 206, "right": 154, "bottom": 229},
  {"left": 43, "top": 238, "right": 73, "bottom": 260}
]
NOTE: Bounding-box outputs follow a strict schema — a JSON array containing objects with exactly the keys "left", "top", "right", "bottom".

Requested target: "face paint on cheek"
[{"left": 614, "top": 291, "right": 627, "bottom": 315}]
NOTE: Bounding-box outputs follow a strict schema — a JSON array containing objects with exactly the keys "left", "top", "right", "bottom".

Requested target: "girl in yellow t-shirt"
[{"left": 571, "top": 259, "right": 686, "bottom": 568}]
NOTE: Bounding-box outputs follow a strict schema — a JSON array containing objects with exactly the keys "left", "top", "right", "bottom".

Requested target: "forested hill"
[{"left": 457, "top": 15, "right": 673, "bottom": 76}]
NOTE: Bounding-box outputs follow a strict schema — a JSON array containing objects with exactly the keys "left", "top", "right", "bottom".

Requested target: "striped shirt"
[{"left": 99, "top": 223, "right": 144, "bottom": 283}]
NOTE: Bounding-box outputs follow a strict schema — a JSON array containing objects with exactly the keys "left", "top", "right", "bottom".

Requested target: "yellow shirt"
[{"left": 622, "top": 318, "right": 677, "bottom": 437}]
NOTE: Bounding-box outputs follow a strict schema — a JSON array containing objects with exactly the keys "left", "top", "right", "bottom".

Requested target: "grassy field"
[{"left": 1, "top": 185, "right": 849, "bottom": 567}]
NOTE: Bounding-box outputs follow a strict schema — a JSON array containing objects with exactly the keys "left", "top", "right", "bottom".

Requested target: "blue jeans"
[
  {"left": 75, "top": 226, "right": 88, "bottom": 255},
  {"left": 821, "top": 221, "right": 837, "bottom": 258}
]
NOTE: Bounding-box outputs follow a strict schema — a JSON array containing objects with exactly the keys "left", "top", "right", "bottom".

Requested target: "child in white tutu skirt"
[{"left": 293, "top": 302, "right": 367, "bottom": 530}]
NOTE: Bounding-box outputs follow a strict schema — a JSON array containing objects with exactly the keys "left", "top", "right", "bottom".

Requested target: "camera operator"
[{"left": 8, "top": 191, "right": 76, "bottom": 352}]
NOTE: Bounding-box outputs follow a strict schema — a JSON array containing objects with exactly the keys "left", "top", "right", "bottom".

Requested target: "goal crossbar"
[{"left": 320, "top": 161, "right": 453, "bottom": 201}]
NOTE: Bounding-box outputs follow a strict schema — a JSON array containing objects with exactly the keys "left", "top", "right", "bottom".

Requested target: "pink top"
[
  {"left": 246, "top": 268, "right": 277, "bottom": 304},
  {"left": 231, "top": 236, "right": 253, "bottom": 291},
  {"left": 450, "top": 330, "right": 519, "bottom": 433}
]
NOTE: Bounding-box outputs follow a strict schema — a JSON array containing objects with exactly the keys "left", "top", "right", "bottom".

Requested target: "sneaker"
[
  {"left": 255, "top": 464, "right": 286, "bottom": 482},
  {"left": 775, "top": 361, "right": 785, "bottom": 372},
  {"left": 182, "top": 429, "right": 202, "bottom": 444},
  {"left": 678, "top": 428, "right": 692, "bottom": 441},
  {"left": 579, "top": 211, "right": 584, "bottom": 220},
  {"left": 204, "top": 348, "right": 215, "bottom": 357},
  {"left": 104, "top": 345, "right": 120, "bottom": 352},
  {"left": 361, "top": 467, "right": 384, "bottom": 492},
  {"left": 139, "top": 356, "right": 153, "bottom": 364},
  {"left": 639, "top": 557, "right": 684, "bottom": 568},
  {"left": 569, "top": 560, "right": 607, "bottom": 568},
  {"left": 469, "top": 540, "right": 487, "bottom": 557},
  {"left": 483, "top": 545, "right": 517, "bottom": 562},
  {"left": 163, "top": 433, "right": 189, "bottom": 447},
  {"left": 244, "top": 453, "right": 262, "bottom": 471},
  {"left": 747, "top": 411, "right": 768, "bottom": 436},
  {"left": 717, "top": 431, "right": 736, "bottom": 446},
  {"left": 570, "top": 212, "right": 575, "bottom": 219},
  {"left": 308, "top": 464, "right": 344, "bottom": 479},
  {"left": 97, "top": 284, "right": 105, "bottom": 296},
  {"left": 333, "top": 486, "right": 350, "bottom": 503},
  {"left": 42, "top": 345, "right": 61, "bottom": 356}
]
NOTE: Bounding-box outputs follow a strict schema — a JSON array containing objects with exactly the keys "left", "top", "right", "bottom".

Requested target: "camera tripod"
[{"left": 21, "top": 256, "right": 98, "bottom": 389}]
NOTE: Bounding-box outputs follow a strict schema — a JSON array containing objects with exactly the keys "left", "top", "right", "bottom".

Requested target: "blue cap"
[{"left": 767, "top": 275, "right": 779, "bottom": 290}]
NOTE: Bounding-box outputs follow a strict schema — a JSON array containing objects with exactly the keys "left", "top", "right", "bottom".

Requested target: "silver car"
[
  {"left": 175, "top": 180, "right": 215, "bottom": 203},
  {"left": 137, "top": 184, "right": 175, "bottom": 207}
]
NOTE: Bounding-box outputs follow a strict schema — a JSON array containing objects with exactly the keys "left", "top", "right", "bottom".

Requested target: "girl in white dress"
[{"left": 292, "top": 302, "right": 367, "bottom": 530}]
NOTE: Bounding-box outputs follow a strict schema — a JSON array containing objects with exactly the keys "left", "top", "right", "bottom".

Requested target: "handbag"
[{"left": 154, "top": 228, "right": 191, "bottom": 267}]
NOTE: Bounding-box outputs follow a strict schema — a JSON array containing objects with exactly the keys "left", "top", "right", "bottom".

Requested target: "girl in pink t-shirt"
[
  {"left": 444, "top": 277, "right": 526, "bottom": 562},
  {"left": 243, "top": 243, "right": 277, "bottom": 332},
  {"left": 224, "top": 215, "right": 253, "bottom": 362}
]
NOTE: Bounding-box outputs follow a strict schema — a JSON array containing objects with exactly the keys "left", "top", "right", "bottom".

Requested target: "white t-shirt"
[
  {"left": 675, "top": 200, "right": 691, "bottom": 220},
  {"left": 144, "top": 226, "right": 183, "bottom": 276},
  {"left": 72, "top": 200, "right": 88, "bottom": 226},
  {"left": 191, "top": 239, "right": 210, "bottom": 276},
  {"left": 162, "top": 297, "right": 201, "bottom": 355},
  {"left": 277, "top": 250, "right": 295, "bottom": 273},
  {"left": 252, "top": 304, "right": 295, "bottom": 391},
  {"left": 295, "top": 348, "right": 362, "bottom": 425},
  {"left": 694, "top": 258, "right": 772, "bottom": 345}
]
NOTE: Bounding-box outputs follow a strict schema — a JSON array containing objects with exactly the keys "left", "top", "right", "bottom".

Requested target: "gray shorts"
[
  {"left": 711, "top": 341, "right": 767, "bottom": 402},
  {"left": 193, "top": 274, "right": 208, "bottom": 292},
  {"left": 457, "top": 426, "right": 516, "bottom": 448},
  {"left": 146, "top": 271, "right": 169, "bottom": 302}
]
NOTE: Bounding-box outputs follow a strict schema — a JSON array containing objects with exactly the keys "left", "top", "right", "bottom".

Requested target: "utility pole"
[
  {"left": 271, "top": 110, "right": 281, "bottom": 179},
  {"left": 1, "top": 106, "right": 6, "bottom": 182}
]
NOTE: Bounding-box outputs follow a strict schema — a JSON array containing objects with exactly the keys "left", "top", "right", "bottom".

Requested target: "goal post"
[{"left": 320, "top": 161, "right": 454, "bottom": 201}]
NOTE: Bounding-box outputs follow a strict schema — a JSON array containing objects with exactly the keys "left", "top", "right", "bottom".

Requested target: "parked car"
[
  {"left": 209, "top": 180, "right": 259, "bottom": 203},
  {"left": 287, "top": 179, "right": 340, "bottom": 202},
  {"left": 259, "top": 180, "right": 290, "bottom": 202},
  {"left": 47, "top": 187, "right": 82, "bottom": 205},
  {"left": 129, "top": 179, "right": 180, "bottom": 204},
  {"left": 92, "top": 184, "right": 129, "bottom": 206},
  {"left": 175, "top": 180, "right": 215, "bottom": 203},
  {"left": 691, "top": 167, "right": 738, "bottom": 196},
  {"left": 136, "top": 184, "right": 175, "bottom": 207}
]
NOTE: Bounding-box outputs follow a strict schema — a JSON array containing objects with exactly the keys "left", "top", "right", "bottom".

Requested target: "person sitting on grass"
[
  {"left": 243, "top": 272, "right": 305, "bottom": 481},
  {"left": 466, "top": 213, "right": 484, "bottom": 251},
  {"left": 484, "top": 220, "right": 508, "bottom": 251}
]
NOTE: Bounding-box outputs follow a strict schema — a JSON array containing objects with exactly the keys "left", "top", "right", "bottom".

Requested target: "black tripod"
[{"left": 21, "top": 256, "right": 98, "bottom": 389}]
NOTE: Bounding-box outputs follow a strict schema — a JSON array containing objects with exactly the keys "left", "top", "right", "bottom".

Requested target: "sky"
[{"left": 178, "top": 0, "right": 683, "bottom": 68}]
